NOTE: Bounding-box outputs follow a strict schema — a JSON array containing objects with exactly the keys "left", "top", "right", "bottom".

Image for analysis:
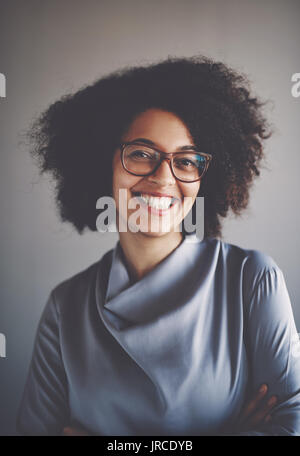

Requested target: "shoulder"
[
  {"left": 216, "top": 239, "right": 289, "bottom": 313},
  {"left": 222, "top": 238, "right": 279, "bottom": 269},
  {"left": 208, "top": 237, "right": 283, "bottom": 289},
  {"left": 204, "top": 237, "right": 279, "bottom": 268},
  {"left": 50, "top": 247, "right": 114, "bottom": 315}
]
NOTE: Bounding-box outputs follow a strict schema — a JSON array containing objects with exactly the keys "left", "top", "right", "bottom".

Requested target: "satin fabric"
[{"left": 16, "top": 234, "right": 300, "bottom": 435}]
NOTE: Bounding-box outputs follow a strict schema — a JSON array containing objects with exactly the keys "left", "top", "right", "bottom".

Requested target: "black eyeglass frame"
[{"left": 119, "top": 141, "right": 213, "bottom": 183}]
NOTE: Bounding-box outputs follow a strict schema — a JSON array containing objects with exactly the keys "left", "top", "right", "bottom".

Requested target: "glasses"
[{"left": 120, "top": 142, "right": 212, "bottom": 183}]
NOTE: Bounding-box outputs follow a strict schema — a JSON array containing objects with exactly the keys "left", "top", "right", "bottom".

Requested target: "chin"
[
  {"left": 135, "top": 226, "right": 182, "bottom": 238},
  {"left": 141, "top": 230, "right": 169, "bottom": 238}
]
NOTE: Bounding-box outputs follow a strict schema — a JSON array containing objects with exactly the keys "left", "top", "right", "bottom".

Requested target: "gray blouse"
[{"left": 16, "top": 234, "right": 300, "bottom": 435}]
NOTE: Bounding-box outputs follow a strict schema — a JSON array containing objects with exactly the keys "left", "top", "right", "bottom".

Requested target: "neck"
[{"left": 118, "top": 230, "right": 184, "bottom": 283}]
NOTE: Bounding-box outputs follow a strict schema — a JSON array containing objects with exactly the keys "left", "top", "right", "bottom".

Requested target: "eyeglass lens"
[{"left": 123, "top": 144, "right": 207, "bottom": 181}]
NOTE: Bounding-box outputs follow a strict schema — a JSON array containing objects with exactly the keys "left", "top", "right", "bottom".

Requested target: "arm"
[
  {"left": 232, "top": 266, "right": 300, "bottom": 435},
  {"left": 16, "top": 291, "right": 70, "bottom": 435}
]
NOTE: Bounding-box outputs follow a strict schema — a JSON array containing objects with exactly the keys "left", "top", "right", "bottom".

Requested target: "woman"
[{"left": 16, "top": 56, "right": 300, "bottom": 436}]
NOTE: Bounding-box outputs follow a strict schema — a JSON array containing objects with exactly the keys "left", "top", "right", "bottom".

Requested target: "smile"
[{"left": 132, "top": 192, "right": 179, "bottom": 214}]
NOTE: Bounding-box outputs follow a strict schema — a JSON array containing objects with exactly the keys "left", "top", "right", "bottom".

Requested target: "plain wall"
[{"left": 0, "top": 0, "right": 299, "bottom": 435}]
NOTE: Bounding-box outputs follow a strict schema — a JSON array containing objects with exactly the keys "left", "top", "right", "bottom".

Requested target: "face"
[{"left": 112, "top": 108, "right": 201, "bottom": 238}]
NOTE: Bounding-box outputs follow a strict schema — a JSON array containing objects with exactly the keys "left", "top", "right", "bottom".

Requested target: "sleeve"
[
  {"left": 231, "top": 266, "right": 300, "bottom": 436},
  {"left": 16, "top": 291, "right": 70, "bottom": 435}
]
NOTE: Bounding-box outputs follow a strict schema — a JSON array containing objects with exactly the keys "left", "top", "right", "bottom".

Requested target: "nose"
[{"left": 147, "top": 158, "right": 176, "bottom": 185}]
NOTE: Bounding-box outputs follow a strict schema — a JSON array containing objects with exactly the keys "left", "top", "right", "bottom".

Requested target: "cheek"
[
  {"left": 179, "top": 182, "right": 200, "bottom": 217},
  {"left": 112, "top": 164, "right": 142, "bottom": 202},
  {"left": 180, "top": 182, "right": 200, "bottom": 200}
]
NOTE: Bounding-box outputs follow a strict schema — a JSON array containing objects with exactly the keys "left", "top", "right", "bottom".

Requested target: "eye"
[
  {"left": 128, "top": 148, "right": 157, "bottom": 161},
  {"left": 130, "top": 150, "right": 151, "bottom": 159},
  {"left": 174, "top": 157, "right": 198, "bottom": 168}
]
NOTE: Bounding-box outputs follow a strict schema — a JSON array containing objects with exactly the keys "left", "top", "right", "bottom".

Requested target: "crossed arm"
[{"left": 61, "top": 384, "right": 279, "bottom": 436}]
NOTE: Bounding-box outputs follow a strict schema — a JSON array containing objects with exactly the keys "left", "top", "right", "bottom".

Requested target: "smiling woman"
[{"left": 16, "top": 55, "right": 300, "bottom": 436}]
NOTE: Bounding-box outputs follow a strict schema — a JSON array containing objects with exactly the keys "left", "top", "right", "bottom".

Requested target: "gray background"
[{"left": 0, "top": 0, "right": 299, "bottom": 435}]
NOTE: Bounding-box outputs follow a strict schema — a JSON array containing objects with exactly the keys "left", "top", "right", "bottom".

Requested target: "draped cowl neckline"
[
  {"left": 93, "top": 233, "right": 240, "bottom": 435},
  {"left": 101, "top": 233, "right": 212, "bottom": 327}
]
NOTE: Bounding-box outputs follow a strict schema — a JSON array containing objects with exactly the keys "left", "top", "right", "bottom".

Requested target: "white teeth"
[{"left": 137, "top": 193, "right": 173, "bottom": 210}]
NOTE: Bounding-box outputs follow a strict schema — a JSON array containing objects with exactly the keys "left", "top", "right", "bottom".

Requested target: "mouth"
[{"left": 132, "top": 192, "right": 180, "bottom": 212}]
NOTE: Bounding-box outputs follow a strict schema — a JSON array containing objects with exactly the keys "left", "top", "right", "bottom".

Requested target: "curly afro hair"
[{"left": 29, "top": 55, "right": 271, "bottom": 239}]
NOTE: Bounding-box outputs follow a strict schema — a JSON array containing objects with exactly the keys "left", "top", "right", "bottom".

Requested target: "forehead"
[{"left": 123, "top": 108, "right": 195, "bottom": 148}]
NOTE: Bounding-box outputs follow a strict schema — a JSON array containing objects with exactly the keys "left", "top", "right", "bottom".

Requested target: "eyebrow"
[{"left": 128, "top": 137, "right": 198, "bottom": 151}]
